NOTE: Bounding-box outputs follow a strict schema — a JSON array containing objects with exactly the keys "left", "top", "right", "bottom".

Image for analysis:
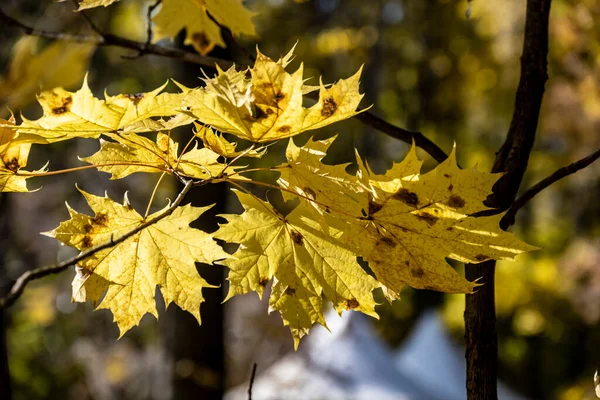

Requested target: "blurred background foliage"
[{"left": 0, "top": 0, "right": 599, "bottom": 399}]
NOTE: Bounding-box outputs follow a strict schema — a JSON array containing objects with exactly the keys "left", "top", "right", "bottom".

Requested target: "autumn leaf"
[
  {"left": 277, "top": 136, "right": 367, "bottom": 218},
  {"left": 82, "top": 131, "right": 241, "bottom": 180},
  {"left": 153, "top": 0, "right": 256, "bottom": 55},
  {"left": 0, "top": 37, "right": 94, "bottom": 114},
  {"left": 16, "top": 79, "right": 191, "bottom": 143},
  {"left": 0, "top": 115, "right": 44, "bottom": 192},
  {"left": 195, "top": 124, "right": 265, "bottom": 159},
  {"left": 184, "top": 47, "right": 366, "bottom": 142},
  {"left": 215, "top": 190, "right": 380, "bottom": 347},
  {"left": 45, "top": 189, "right": 229, "bottom": 335},
  {"left": 63, "top": 0, "right": 120, "bottom": 11}
]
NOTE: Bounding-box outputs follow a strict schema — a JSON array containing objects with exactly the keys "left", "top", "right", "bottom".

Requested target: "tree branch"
[
  {"left": 0, "top": 180, "right": 194, "bottom": 310},
  {"left": 503, "top": 147, "right": 600, "bottom": 227},
  {"left": 0, "top": 8, "right": 449, "bottom": 163},
  {"left": 465, "top": 0, "right": 552, "bottom": 399},
  {"left": 0, "top": 8, "right": 232, "bottom": 70}
]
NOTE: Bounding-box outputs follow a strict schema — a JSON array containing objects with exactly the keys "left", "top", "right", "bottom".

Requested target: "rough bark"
[{"left": 464, "top": 1, "right": 551, "bottom": 399}]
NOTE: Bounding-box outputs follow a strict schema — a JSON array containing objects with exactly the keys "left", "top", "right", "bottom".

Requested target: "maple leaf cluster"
[{"left": 0, "top": 46, "right": 536, "bottom": 347}]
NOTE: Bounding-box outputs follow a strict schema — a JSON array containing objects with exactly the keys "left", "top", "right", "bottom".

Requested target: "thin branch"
[
  {"left": 247, "top": 363, "right": 257, "bottom": 400},
  {"left": 503, "top": 147, "right": 600, "bottom": 227},
  {"left": 0, "top": 8, "right": 231, "bottom": 70},
  {"left": 71, "top": 0, "right": 103, "bottom": 35},
  {"left": 0, "top": 180, "right": 194, "bottom": 310},
  {"left": 0, "top": 8, "right": 449, "bottom": 163}
]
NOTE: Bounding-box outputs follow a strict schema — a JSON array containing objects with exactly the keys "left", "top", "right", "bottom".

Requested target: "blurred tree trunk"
[
  {"left": 160, "top": 34, "right": 235, "bottom": 399},
  {"left": 161, "top": 182, "right": 226, "bottom": 400},
  {"left": 0, "top": 195, "right": 13, "bottom": 400}
]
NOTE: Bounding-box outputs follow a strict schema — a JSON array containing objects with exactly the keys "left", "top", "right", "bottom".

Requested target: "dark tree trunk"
[
  {"left": 464, "top": 1, "right": 551, "bottom": 399},
  {"left": 0, "top": 194, "right": 12, "bottom": 400},
  {"left": 161, "top": 181, "right": 226, "bottom": 400}
]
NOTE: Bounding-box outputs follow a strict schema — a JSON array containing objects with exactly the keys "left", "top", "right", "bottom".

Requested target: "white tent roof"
[{"left": 226, "top": 310, "right": 527, "bottom": 400}]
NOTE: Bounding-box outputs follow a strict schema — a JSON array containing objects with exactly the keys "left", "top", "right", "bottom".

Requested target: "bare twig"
[
  {"left": 247, "top": 363, "right": 257, "bottom": 400},
  {"left": 71, "top": 0, "right": 103, "bottom": 35},
  {"left": 0, "top": 8, "right": 449, "bottom": 163},
  {"left": 0, "top": 180, "right": 194, "bottom": 309},
  {"left": 503, "top": 147, "right": 600, "bottom": 227}
]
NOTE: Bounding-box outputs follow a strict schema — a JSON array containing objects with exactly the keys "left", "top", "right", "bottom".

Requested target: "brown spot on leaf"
[
  {"left": 377, "top": 236, "right": 397, "bottom": 248},
  {"left": 416, "top": 213, "right": 438, "bottom": 226},
  {"left": 82, "top": 236, "right": 93, "bottom": 248},
  {"left": 124, "top": 93, "right": 144, "bottom": 105},
  {"left": 285, "top": 287, "right": 296, "bottom": 296},
  {"left": 324, "top": 206, "right": 331, "bottom": 214},
  {"left": 191, "top": 32, "right": 211, "bottom": 54},
  {"left": 448, "top": 184, "right": 453, "bottom": 191},
  {"left": 475, "top": 254, "right": 490, "bottom": 262},
  {"left": 346, "top": 299, "right": 359, "bottom": 309},
  {"left": 266, "top": 108, "right": 274, "bottom": 115},
  {"left": 290, "top": 230, "right": 304, "bottom": 246},
  {"left": 273, "top": 92, "right": 285, "bottom": 103},
  {"left": 258, "top": 277, "right": 269, "bottom": 287},
  {"left": 447, "top": 195, "right": 465, "bottom": 208},
  {"left": 52, "top": 96, "right": 72, "bottom": 115},
  {"left": 444, "top": 174, "right": 451, "bottom": 178},
  {"left": 368, "top": 200, "right": 382, "bottom": 215},
  {"left": 5, "top": 157, "right": 19, "bottom": 172},
  {"left": 303, "top": 187, "right": 317, "bottom": 200},
  {"left": 83, "top": 224, "right": 93, "bottom": 233},
  {"left": 404, "top": 260, "right": 410, "bottom": 266},
  {"left": 91, "top": 213, "right": 108, "bottom": 226},
  {"left": 253, "top": 107, "right": 268, "bottom": 120},
  {"left": 410, "top": 267, "right": 424, "bottom": 278},
  {"left": 277, "top": 125, "right": 292, "bottom": 133},
  {"left": 394, "top": 188, "right": 419, "bottom": 206},
  {"left": 321, "top": 97, "right": 337, "bottom": 117}
]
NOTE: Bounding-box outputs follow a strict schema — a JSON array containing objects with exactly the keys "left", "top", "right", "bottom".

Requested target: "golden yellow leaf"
[
  {"left": 184, "top": 47, "right": 366, "bottom": 142},
  {"left": 216, "top": 190, "right": 380, "bottom": 347},
  {"left": 274, "top": 138, "right": 537, "bottom": 302},
  {"left": 72, "top": 266, "right": 109, "bottom": 307},
  {"left": 0, "top": 37, "right": 94, "bottom": 114},
  {"left": 82, "top": 131, "right": 240, "bottom": 180},
  {"left": 62, "top": 0, "right": 120, "bottom": 10},
  {"left": 17, "top": 79, "right": 190, "bottom": 143},
  {"left": 195, "top": 123, "right": 265, "bottom": 159},
  {"left": 45, "top": 189, "right": 229, "bottom": 335},
  {"left": 277, "top": 136, "right": 367, "bottom": 218},
  {"left": 0, "top": 115, "right": 44, "bottom": 192},
  {"left": 153, "top": 0, "right": 256, "bottom": 55}
]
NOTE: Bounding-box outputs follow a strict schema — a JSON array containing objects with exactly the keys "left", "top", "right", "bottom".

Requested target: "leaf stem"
[
  {"left": 144, "top": 171, "right": 168, "bottom": 218},
  {"left": 16, "top": 162, "right": 171, "bottom": 177}
]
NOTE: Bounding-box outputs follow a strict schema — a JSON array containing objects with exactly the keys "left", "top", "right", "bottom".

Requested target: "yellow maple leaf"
[
  {"left": 0, "top": 37, "right": 94, "bottom": 114},
  {"left": 195, "top": 123, "right": 265, "bottom": 159},
  {"left": 184, "top": 47, "right": 366, "bottom": 142},
  {"left": 58, "top": 0, "right": 120, "bottom": 10},
  {"left": 0, "top": 115, "right": 44, "bottom": 192},
  {"left": 16, "top": 79, "right": 191, "bottom": 143},
  {"left": 215, "top": 190, "right": 380, "bottom": 348},
  {"left": 153, "top": 0, "right": 256, "bottom": 55},
  {"left": 45, "top": 189, "right": 229, "bottom": 335},
  {"left": 277, "top": 136, "right": 367, "bottom": 218},
  {"left": 275, "top": 137, "right": 537, "bottom": 302},
  {"left": 82, "top": 131, "right": 239, "bottom": 180}
]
